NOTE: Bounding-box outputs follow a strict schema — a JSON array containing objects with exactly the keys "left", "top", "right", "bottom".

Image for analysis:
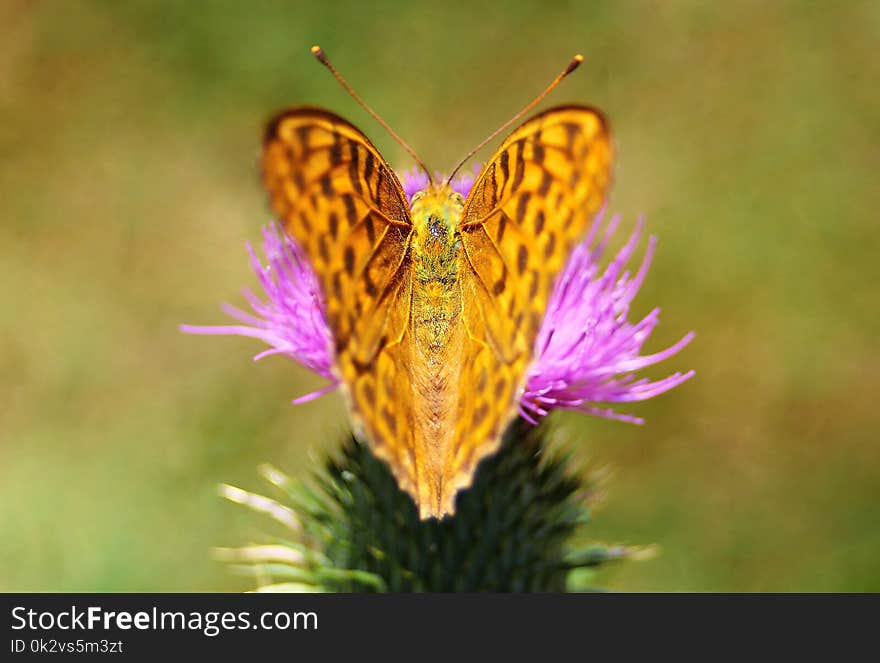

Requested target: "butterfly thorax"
[
  {"left": 409, "top": 186, "right": 464, "bottom": 282},
  {"left": 409, "top": 186, "right": 465, "bottom": 353}
]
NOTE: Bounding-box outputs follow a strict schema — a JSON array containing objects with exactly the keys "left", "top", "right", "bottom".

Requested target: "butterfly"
[{"left": 261, "top": 47, "right": 612, "bottom": 519}]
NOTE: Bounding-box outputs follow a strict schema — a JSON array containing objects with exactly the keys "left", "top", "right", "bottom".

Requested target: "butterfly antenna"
[
  {"left": 311, "top": 45, "right": 433, "bottom": 184},
  {"left": 446, "top": 54, "right": 584, "bottom": 185}
]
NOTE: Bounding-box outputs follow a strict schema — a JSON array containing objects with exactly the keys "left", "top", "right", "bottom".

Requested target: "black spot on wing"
[
  {"left": 531, "top": 131, "right": 545, "bottom": 164},
  {"left": 544, "top": 232, "right": 556, "bottom": 259},
  {"left": 515, "top": 192, "right": 531, "bottom": 224},
  {"left": 329, "top": 132, "right": 343, "bottom": 166},
  {"left": 562, "top": 122, "right": 579, "bottom": 153},
  {"left": 295, "top": 125, "right": 310, "bottom": 148},
  {"left": 343, "top": 194, "right": 358, "bottom": 227},
  {"left": 363, "top": 268, "right": 379, "bottom": 297},
  {"left": 320, "top": 173, "right": 333, "bottom": 196},
  {"left": 496, "top": 215, "right": 507, "bottom": 243},
  {"left": 511, "top": 140, "right": 525, "bottom": 191},
  {"left": 537, "top": 169, "right": 552, "bottom": 196},
  {"left": 382, "top": 407, "right": 398, "bottom": 435},
  {"left": 517, "top": 244, "right": 528, "bottom": 275},
  {"left": 364, "top": 152, "right": 375, "bottom": 184},
  {"left": 348, "top": 142, "right": 363, "bottom": 194},
  {"left": 493, "top": 376, "right": 507, "bottom": 400}
]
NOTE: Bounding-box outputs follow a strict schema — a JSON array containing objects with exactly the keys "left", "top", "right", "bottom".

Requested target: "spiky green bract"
[{"left": 219, "top": 420, "right": 647, "bottom": 592}]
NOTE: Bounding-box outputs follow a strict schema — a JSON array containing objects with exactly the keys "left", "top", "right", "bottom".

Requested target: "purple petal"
[
  {"left": 399, "top": 168, "right": 430, "bottom": 202},
  {"left": 523, "top": 210, "right": 694, "bottom": 424},
  {"left": 180, "top": 223, "right": 338, "bottom": 402},
  {"left": 398, "top": 164, "right": 481, "bottom": 202}
]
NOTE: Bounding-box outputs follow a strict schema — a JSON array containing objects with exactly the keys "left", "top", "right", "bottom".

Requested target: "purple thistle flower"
[
  {"left": 400, "top": 168, "right": 430, "bottom": 201},
  {"left": 399, "top": 167, "right": 477, "bottom": 202},
  {"left": 449, "top": 168, "right": 477, "bottom": 199},
  {"left": 182, "top": 171, "right": 692, "bottom": 421},
  {"left": 520, "top": 208, "right": 695, "bottom": 425},
  {"left": 180, "top": 224, "right": 338, "bottom": 404}
]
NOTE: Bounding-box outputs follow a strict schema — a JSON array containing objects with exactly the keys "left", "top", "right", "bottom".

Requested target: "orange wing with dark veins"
[
  {"left": 262, "top": 107, "right": 423, "bottom": 502},
  {"left": 442, "top": 106, "right": 613, "bottom": 507}
]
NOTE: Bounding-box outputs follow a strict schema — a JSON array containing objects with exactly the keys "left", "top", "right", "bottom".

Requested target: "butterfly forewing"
[
  {"left": 448, "top": 106, "right": 613, "bottom": 498},
  {"left": 262, "top": 108, "right": 424, "bottom": 500}
]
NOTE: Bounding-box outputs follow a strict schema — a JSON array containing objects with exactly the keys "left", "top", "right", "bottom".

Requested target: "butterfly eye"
[
  {"left": 451, "top": 192, "right": 464, "bottom": 205},
  {"left": 411, "top": 191, "right": 425, "bottom": 203}
]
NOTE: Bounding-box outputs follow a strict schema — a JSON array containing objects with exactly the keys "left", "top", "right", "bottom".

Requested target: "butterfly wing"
[
  {"left": 446, "top": 105, "right": 613, "bottom": 501},
  {"left": 262, "top": 107, "right": 423, "bottom": 501}
]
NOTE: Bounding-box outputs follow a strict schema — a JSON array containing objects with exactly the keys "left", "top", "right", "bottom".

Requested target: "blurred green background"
[{"left": 2, "top": 0, "right": 878, "bottom": 592}]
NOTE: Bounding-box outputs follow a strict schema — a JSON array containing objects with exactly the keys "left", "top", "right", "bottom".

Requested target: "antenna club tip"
[
  {"left": 310, "top": 44, "right": 329, "bottom": 65},
  {"left": 566, "top": 54, "right": 584, "bottom": 74}
]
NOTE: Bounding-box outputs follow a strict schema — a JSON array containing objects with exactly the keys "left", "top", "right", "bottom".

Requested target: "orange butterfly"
[{"left": 261, "top": 47, "right": 612, "bottom": 518}]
